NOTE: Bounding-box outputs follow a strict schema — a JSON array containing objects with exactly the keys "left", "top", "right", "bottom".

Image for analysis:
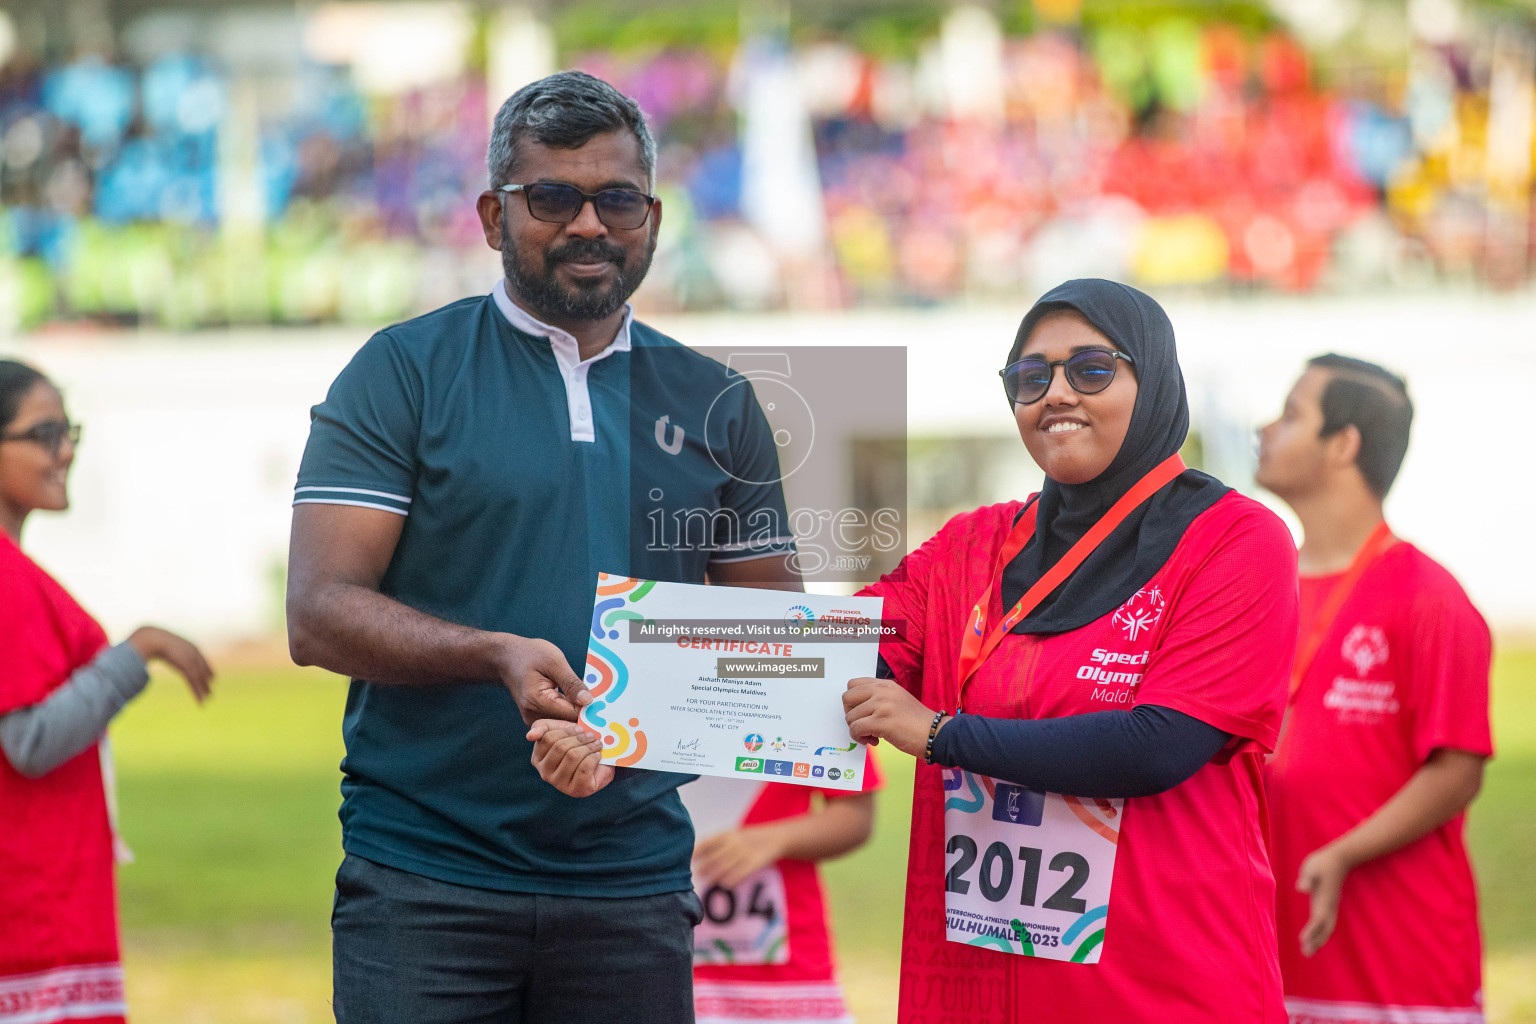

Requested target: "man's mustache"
[{"left": 548, "top": 241, "right": 626, "bottom": 266}]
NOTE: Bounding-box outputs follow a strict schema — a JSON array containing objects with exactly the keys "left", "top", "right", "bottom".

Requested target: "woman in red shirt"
[
  {"left": 0, "top": 360, "right": 212, "bottom": 1024},
  {"left": 845, "top": 279, "right": 1299, "bottom": 1023}
]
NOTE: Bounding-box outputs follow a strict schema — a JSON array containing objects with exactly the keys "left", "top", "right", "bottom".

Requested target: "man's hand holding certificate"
[{"left": 529, "top": 574, "right": 885, "bottom": 796}]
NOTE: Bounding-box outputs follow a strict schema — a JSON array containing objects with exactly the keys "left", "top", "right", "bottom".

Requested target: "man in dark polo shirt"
[{"left": 286, "top": 71, "right": 798, "bottom": 1023}]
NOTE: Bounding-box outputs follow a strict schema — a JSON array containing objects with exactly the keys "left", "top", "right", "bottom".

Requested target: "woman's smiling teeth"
[{"left": 1045, "top": 421, "right": 1086, "bottom": 434}]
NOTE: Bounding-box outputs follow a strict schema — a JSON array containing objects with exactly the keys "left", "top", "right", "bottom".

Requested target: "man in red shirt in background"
[{"left": 1258, "top": 354, "right": 1492, "bottom": 1024}]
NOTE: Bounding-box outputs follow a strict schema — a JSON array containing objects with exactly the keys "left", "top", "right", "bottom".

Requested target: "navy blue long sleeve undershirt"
[{"left": 926, "top": 705, "right": 1231, "bottom": 798}]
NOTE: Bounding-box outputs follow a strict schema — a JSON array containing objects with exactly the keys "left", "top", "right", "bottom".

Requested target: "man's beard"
[{"left": 502, "top": 219, "right": 653, "bottom": 322}]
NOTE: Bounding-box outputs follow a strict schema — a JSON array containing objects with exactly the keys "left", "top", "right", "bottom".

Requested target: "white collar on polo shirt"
[{"left": 490, "top": 278, "right": 634, "bottom": 444}]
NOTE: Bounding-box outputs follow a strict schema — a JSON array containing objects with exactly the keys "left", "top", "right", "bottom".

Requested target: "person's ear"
[
  {"left": 477, "top": 191, "right": 505, "bottom": 251},
  {"left": 1326, "top": 424, "right": 1362, "bottom": 473}
]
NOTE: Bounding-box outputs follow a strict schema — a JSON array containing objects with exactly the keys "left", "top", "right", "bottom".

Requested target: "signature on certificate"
[{"left": 675, "top": 738, "right": 702, "bottom": 752}]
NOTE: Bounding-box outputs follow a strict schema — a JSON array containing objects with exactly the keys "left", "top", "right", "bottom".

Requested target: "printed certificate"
[{"left": 576, "top": 574, "right": 884, "bottom": 790}]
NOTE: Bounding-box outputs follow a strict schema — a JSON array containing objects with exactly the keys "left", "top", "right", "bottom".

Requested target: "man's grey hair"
[{"left": 487, "top": 70, "right": 657, "bottom": 191}]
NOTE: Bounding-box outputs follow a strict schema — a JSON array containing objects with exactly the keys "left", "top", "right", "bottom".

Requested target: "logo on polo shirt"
[
  {"left": 654, "top": 415, "right": 685, "bottom": 455},
  {"left": 1112, "top": 587, "right": 1165, "bottom": 641},
  {"left": 1341, "top": 624, "right": 1389, "bottom": 676}
]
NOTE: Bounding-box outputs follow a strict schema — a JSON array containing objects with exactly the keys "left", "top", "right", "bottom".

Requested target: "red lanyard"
[
  {"left": 951, "top": 453, "right": 1188, "bottom": 713},
  {"left": 1289, "top": 520, "right": 1396, "bottom": 701}
]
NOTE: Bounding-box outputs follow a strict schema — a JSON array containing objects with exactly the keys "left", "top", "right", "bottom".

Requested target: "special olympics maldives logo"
[
  {"left": 1342, "top": 624, "right": 1389, "bottom": 676},
  {"left": 1112, "top": 586, "right": 1165, "bottom": 641},
  {"left": 743, "top": 733, "right": 764, "bottom": 752}
]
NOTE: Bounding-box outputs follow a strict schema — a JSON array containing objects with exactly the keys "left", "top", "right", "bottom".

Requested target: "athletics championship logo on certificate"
[{"left": 941, "top": 769, "right": 1123, "bottom": 962}]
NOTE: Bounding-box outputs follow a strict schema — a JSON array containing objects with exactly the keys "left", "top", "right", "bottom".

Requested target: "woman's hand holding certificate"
[{"left": 843, "top": 678, "right": 944, "bottom": 757}]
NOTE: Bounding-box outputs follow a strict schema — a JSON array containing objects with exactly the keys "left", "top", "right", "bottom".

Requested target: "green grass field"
[{"left": 111, "top": 651, "right": 1536, "bottom": 1022}]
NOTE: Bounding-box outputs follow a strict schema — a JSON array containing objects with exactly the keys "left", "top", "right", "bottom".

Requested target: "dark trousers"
[{"left": 332, "top": 853, "right": 701, "bottom": 1024}]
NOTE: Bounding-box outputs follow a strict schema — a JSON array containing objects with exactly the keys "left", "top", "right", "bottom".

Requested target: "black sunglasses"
[
  {"left": 999, "top": 350, "right": 1135, "bottom": 406},
  {"left": 498, "top": 182, "right": 656, "bottom": 231},
  {"left": 0, "top": 419, "right": 81, "bottom": 455}
]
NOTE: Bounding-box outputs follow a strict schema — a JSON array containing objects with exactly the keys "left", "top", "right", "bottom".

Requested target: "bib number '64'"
[
  {"left": 692, "top": 866, "right": 790, "bottom": 966},
  {"left": 942, "top": 769, "right": 1123, "bottom": 963}
]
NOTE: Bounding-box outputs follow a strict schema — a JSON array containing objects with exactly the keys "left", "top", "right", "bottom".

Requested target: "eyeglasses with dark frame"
[
  {"left": 497, "top": 182, "right": 656, "bottom": 231},
  {"left": 999, "top": 350, "right": 1135, "bottom": 406},
  {"left": 0, "top": 419, "right": 81, "bottom": 455}
]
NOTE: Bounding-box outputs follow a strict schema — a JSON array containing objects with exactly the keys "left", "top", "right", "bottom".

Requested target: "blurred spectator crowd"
[{"left": 1, "top": 7, "right": 1533, "bottom": 332}]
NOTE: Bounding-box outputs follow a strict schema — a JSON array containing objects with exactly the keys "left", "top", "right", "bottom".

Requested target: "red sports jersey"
[
  {"left": 862, "top": 491, "right": 1297, "bottom": 1024},
  {"left": 0, "top": 533, "right": 127, "bottom": 1024},
  {"left": 1267, "top": 542, "right": 1492, "bottom": 1024},
  {"left": 687, "top": 757, "right": 885, "bottom": 1024}
]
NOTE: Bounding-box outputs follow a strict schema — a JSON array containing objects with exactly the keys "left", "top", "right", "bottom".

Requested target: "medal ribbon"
[
  {"left": 1288, "top": 520, "right": 1396, "bottom": 701},
  {"left": 952, "top": 453, "right": 1188, "bottom": 712}
]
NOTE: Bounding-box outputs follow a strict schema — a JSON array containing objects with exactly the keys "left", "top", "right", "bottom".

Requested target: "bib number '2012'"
[{"left": 944, "top": 835, "right": 1090, "bottom": 913}]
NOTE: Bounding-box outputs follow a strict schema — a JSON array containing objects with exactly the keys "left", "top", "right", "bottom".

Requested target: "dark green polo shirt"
[{"left": 295, "top": 288, "right": 794, "bottom": 896}]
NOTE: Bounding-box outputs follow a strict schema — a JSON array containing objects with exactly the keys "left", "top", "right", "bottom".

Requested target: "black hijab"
[{"left": 999, "top": 279, "right": 1229, "bottom": 635}]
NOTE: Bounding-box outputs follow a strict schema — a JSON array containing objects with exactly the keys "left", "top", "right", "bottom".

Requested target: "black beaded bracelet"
[{"left": 923, "top": 710, "right": 948, "bottom": 765}]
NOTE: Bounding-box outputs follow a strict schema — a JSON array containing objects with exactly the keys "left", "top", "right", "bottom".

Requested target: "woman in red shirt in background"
[
  {"left": 845, "top": 279, "right": 1299, "bottom": 1023},
  {"left": 0, "top": 360, "right": 212, "bottom": 1024}
]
